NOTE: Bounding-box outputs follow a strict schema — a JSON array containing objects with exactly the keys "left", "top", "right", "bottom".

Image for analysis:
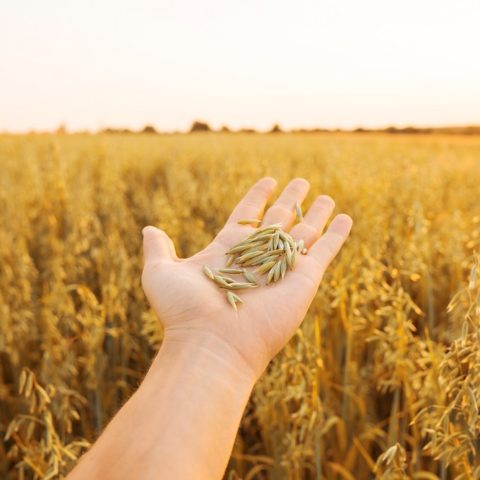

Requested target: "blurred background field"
[{"left": 1, "top": 132, "right": 480, "bottom": 479}]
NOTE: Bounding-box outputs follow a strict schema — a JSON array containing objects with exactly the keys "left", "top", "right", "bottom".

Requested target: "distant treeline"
[
  {"left": 352, "top": 126, "right": 480, "bottom": 135},
  {"left": 98, "top": 121, "right": 480, "bottom": 136}
]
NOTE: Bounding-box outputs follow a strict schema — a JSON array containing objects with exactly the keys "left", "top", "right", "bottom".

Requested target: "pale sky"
[{"left": 1, "top": 0, "right": 480, "bottom": 132}]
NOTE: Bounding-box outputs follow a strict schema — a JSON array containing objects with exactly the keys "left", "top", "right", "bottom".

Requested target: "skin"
[{"left": 67, "top": 177, "right": 352, "bottom": 480}]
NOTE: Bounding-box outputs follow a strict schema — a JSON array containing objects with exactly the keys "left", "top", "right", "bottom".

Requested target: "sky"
[{"left": 1, "top": 0, "right": 480, "bottom": 132}]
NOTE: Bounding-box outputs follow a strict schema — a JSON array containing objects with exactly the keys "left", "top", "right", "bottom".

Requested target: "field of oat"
[{"left": 1, "top": 132, "right": 480, "bottom": 479}]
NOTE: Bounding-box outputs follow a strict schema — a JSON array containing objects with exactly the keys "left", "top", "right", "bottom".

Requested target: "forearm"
[
  {"left": 67, "top": 178, "right": 351, "bottom": 479},
  {"left": 68, "top": 330, "right": 256, "bottom": 480}
]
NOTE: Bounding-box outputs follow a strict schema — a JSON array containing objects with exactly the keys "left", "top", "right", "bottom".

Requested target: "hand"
[
  {"left": 141, "top": 177, "right": 352, "bottom": 380},
  {"left": 68, "top": 178, "right": 352, "bottom": 480}
]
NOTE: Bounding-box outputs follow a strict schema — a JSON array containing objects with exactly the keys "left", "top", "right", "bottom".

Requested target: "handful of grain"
[{"left": 203, "top": 217, "right": 307, "bottom": 310}]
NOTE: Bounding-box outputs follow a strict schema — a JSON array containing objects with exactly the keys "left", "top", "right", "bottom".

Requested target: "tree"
[
  {"left": 190, "top": 121, "right": 211, "bottom": 133},
  {"left": 56, "top": 123, "right": 67, "bottom": 135},
  {"left": 142, "top": 125, "right": 157, "bottom": 134}
]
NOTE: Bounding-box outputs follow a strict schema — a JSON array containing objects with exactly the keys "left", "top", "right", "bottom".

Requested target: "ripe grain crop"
[
  {"left": 203, "top": 222, "right": 303, "bottom": 309},
  {"left": 1, "top": 132, "right": 480, "bottom": 479},
  {"left": 202, "top": 221, "right": 306, "bottom": 309}
]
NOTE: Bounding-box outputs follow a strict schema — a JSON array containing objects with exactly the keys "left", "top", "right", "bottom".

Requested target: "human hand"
[{"left": 141, "top": 177, "right": 352, "bottom": 381}]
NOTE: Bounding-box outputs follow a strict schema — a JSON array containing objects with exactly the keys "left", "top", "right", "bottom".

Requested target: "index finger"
[{"left": 226, "top": 177, "right": 277, "bottom": 225}]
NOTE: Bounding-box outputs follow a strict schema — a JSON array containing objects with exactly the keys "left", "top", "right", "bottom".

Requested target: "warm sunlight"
[
  {"left": 3, "top": 2, "right": 480, "bottom": 479},
  {"left": 1, "top": 0, "right": 479, "bottom": 132}
]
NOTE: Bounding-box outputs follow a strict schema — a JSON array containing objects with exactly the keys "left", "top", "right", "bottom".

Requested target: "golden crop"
[{"left": 1, "top": 132, "right": 480, "bottom": 479}]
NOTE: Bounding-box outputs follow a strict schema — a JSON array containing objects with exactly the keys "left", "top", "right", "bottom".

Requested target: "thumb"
[{"left": 142, "top": 226, "right": 177, "bottom": 264}]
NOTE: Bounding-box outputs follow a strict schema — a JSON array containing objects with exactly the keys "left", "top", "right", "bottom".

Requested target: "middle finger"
[
  {"left": 289, "top": 195, "right": 335, "bottom": 247},
  {"left": 261, "top": 178, "right": 310, "bottom": 229}
]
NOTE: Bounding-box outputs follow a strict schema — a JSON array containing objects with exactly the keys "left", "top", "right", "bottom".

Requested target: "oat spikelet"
[
  {"left": 295, "top": 202, "right": 304, "bottom": 221},
  {"left": 203, "top": 265, "right": 215, "bottom": 280},
  {"left": 237, "top": 218, "right": 262, "bottom": 226}
]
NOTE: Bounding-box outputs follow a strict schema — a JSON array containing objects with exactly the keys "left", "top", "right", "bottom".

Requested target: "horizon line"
[{"left": 2, "top": 121, "right": 480, "bottom": 135}]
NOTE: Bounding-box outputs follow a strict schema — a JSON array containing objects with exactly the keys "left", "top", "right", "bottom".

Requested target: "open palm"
[{"left": 141, "top": 177, "right": 352, "bottom": 378}]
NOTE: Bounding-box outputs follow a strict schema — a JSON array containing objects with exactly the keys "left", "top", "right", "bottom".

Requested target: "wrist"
[{"left": 149, "top": 328, "right": 258, "bottom": 391}]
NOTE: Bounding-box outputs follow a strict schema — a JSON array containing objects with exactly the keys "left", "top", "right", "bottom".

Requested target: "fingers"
[
  {"left": 142, "top": 226, "right": 178, "bottom": 264},
  {"left": 307, "top": 214, "right": 353, "bottom": 273},
  {"left": 226, "top": 177, "right": 277, "bottom": 225},
  {"left": 289, "top": 195, "right": 335, "bottom": 247},
  {"left": 261, "top": 178, "right": 310, "bottom": 229}
]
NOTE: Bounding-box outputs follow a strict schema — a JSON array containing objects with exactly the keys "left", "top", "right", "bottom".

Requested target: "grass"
[{"left": 0, "top": 132, "right": 479, "bottom": 479}]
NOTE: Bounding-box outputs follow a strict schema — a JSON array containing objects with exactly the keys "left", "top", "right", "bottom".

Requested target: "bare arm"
[{"left": 67, "top": 177, "right": 352, "bottom": 479}]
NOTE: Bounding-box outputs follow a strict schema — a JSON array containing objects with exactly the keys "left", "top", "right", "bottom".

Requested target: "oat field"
[{"left": 1, "top": 132, "right": 480, "bottom": 479}]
